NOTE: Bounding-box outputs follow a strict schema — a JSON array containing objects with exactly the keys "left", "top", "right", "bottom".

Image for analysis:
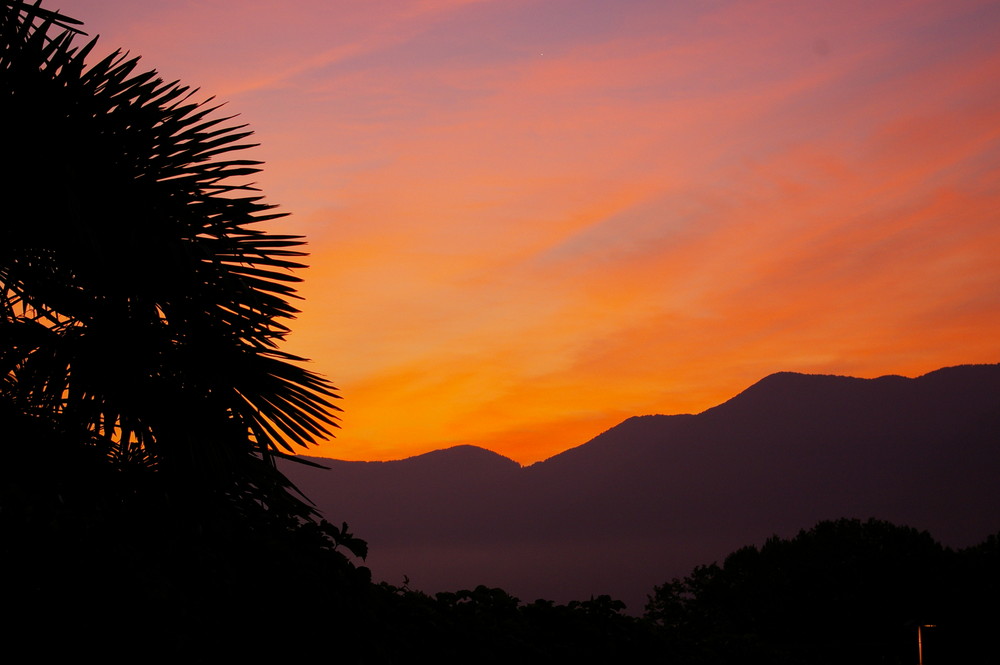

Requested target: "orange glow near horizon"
[{"left": 56, "top": 0, "right": 1000, "bottom": 464}]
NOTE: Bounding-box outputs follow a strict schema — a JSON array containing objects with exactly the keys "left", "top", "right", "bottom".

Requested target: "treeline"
[
  {"left": 645, "top": 517, "right": 999, "bottom": 664},
  {"left": 5, "top": 501, "right": 997, "bottom": 663}
]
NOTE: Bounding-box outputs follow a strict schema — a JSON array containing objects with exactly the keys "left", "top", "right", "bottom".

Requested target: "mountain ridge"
[
  {"left": 306, "top": 364, "right": 998, "bottom": 468},
  {"left": 285, "top": 362, "right": 1000, "bottom": 610}
]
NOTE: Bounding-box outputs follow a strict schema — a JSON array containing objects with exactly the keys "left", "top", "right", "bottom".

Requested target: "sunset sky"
[{"left": 52, "top": 0, "right": 1000, "bottom": 464}]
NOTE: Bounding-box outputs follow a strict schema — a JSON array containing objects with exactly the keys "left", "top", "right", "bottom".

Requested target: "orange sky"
[{"left": 56, "top": 0, "right": 1000, "bottom": 464}]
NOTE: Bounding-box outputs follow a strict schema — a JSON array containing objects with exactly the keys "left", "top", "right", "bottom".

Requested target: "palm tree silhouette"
[{"left": 1, "top": 1, "right": 339, "bottom": 513}]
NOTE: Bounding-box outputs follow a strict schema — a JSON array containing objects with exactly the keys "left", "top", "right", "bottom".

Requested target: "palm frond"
[{"left": 1, "top": 1, "right": 340, "bottom": 510}]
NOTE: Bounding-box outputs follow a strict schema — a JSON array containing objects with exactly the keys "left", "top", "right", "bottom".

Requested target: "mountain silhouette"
[{"left": 283, "top": 364, "right": 1000, "bottom": 611}]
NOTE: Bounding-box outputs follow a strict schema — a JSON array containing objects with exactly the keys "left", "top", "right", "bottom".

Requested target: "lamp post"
[{"left": 917, "top": 624, "right": 936, "bottom": 665}]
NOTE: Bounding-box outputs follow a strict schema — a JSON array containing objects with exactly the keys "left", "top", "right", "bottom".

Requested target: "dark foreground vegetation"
[
  {"left": 5, "top": 493, "right": 998, "bottom": 663},
  {"left": 2, "top": 2, "right": 996, "bottom": 662}
]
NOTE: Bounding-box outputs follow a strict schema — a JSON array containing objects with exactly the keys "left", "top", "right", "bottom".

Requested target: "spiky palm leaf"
[{"left": 1, "top": 1, "right": 339, "bottom": 504}]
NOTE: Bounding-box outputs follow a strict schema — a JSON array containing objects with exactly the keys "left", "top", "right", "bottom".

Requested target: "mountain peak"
[
  {"left": 702, "top": 364, "right": 1000, "bottom": 418},
  {"left": 405, "top": 444, "right": 522, "bottom": 469}
]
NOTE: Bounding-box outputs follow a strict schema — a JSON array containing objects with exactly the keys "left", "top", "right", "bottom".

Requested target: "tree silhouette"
[
  {"left": 1, "top": 4, "right": 373, "bottom": 658},
  {"left": 645, "top": 518, "right": 953, "bottom": 664},
  {"left": 0, "top": 0, "right": 339, "bottom": 514}
]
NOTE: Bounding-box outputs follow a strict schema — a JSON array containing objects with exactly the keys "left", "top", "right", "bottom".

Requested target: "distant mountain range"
[{"left": 282, "top": 364, "right": 1000, "bottom": 612}]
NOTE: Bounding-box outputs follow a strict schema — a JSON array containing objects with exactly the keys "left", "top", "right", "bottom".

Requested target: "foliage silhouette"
[
  {"left": 0, "top": 0, "right": 340, "bottom": 513},
  {"left": 645, "top": 518, "right": 999, "bottom": 664},
  {"left": 0, "top": 4, "right": 372, "bottom": 658},
  {"left": 364, "top": 583, "right": 662, "bottom": 663}
]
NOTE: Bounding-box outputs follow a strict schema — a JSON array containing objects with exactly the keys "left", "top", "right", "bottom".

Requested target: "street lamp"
[{"left": 917, "top": 624, "right": 936, "bottom": 665}]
